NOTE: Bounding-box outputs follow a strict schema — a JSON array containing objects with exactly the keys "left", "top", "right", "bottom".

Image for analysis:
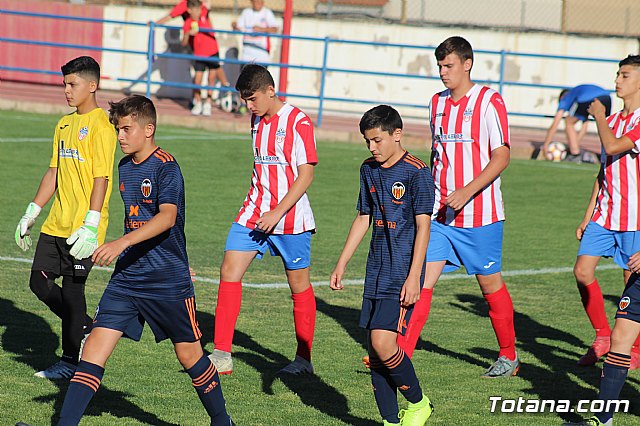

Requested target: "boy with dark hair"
[
  {"left": 181, "top": 0, "right": 230, "bottom": 116},
  {"left": 562, "top": 55, "right": 640, "bottom": 426},
  {"left": 53, "top": 95, "right": 233, "bottom": 426},
  {"left": 393, "top": 36, "right": 518, "bottom": 378},
  {"left": 211, "top": 64, "right": 318, "bottom": 376},
  {"left": 542, "top": 84, "right": 611, "bottom": 160},
  {"left": 331, "top": 105, "right": 434, "bottom": 426},
  {"left": 15, "top": 55, "right": 116, "bottom": 380},
  {"left": 571, "top": 55, "right": 640, "bottom": 371}
]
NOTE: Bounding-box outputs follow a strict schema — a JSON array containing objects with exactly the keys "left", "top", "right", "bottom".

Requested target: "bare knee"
[
  {"left": 175, "top": 342, "right": 203, "bottom": 369},
  {"left": 573, "top": 262, "right": 595, "bottom": 286}
]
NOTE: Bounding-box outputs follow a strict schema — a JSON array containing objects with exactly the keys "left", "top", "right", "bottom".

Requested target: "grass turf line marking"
[{"left": 1, "top": 256, "right": 619, "bottom": 289}]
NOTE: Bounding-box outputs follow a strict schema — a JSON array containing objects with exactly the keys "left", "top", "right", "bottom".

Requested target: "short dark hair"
[
  {"left": 109, "top": 95, "right": 157, "bottom": 131},
  {"left": 619, "top": 55, "right": 640, "bottom": 68},
  {"left": 435, "top": 36, "right": 474, "bottom": 65},
  {"left": 559, "top": 88, "right": 570, "bottom": 100},
  {"left": 61, "top": 56, "right": 100, "bottom": 84},
  {"left": 187, "top": 0, "right": 200, "bottom": 8},
  {"left": 235, "top": 64, "right": 275, "bottom": 99},
  {"left": 359, "top": 105, "right": 403, "bottom": 135}
]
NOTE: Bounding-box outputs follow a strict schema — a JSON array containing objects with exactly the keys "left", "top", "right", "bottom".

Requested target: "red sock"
[
  {"left": 397, "top": 288, "right": 433, "bottom": 358},
  {"left": 214, "top": 281, "right": 242, "bottom": 353},
  {"left": 292, "top": 286, "right": 316, "bottom": 361},
  {"left": 484, "top": 283, "right": 516, "bottom": 361},
  {"left": 633, "top": 333, "right": 640, "bottom": 353},
  {"left": 578, "top": 279, "right": 611, "bottom": 337}
]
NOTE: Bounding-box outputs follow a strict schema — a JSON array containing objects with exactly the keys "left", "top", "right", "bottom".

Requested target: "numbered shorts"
[
  {"left": 360, "top": 297, "right": 414, "bottom": 336},
  {"left": 93, "top": 289, "right": 202, "bottom": 343},
  {"left": 225, "top": 222, "right": 312, "bottom": 270},
  {"left": 426, "top": 220, "right": 503, "bottom": 275},
  {"left": 32, "top": 233, "right": 93, "bottom": 278},
  {"left": 615, "top": 274, "right": 640, "bottom": 323},
  {"left": 577, "top": 222, "right": 640, "bottom": 269}
]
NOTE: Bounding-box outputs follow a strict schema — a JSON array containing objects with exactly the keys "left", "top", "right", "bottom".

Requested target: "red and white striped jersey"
[
  {"left": 429, "top": 84, "right": 510, "bottom": 228},
  {"left": 591, "top": 108, "right": 640, "bottom": 231},
  {"left": 235, "top": 103, "right": 318, "bottom": 234}
]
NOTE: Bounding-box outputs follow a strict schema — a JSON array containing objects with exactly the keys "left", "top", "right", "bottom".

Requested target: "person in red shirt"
[
  {"left": 181, "top": 0, "right": 229, "bottom": 116},
  {"left": 155, "top": 0, "right": 207, "bottom": 25}
]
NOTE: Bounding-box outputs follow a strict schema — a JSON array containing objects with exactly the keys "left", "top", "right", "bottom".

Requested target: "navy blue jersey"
[
  {"left": 358, "top": 151, "right": 435, "bottom": 300},
  {"left": 107, "top": 148, "right": 193, "bottom": 300}
]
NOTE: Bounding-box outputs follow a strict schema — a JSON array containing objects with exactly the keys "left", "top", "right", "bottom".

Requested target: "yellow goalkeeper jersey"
[{"left": 41, "top": 107, "right": 117, "bottom": 243}]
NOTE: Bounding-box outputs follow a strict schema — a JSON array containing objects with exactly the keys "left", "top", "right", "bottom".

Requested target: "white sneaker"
[
  {"left": 202, "top": 102, "right": 212, "bottom": 116},
  {"left": 277, "top": 355, "right": 313, "bottom": 375},
  {"left": 191, "top": 102, "right": 203, "bottom": 115},
  {"left": 34, "top": 360, "right": 76, "bottom": 380},
  {"left": 208, "top": 349, "right": 233, "bottom": 375}
]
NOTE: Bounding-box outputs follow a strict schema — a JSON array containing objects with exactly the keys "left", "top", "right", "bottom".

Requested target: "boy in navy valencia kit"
[
  {"left": 331, "top": 105, "right": 434, "bottom": 426},
  {"left": 53, "top": 95, "right": 233, "bottom": 426}
]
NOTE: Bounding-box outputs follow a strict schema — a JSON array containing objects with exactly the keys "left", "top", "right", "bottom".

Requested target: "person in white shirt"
[{"left": 232, "top": 0, "right": 279, "bottom": 66}]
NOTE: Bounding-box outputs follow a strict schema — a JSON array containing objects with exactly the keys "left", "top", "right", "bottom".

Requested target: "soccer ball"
[
  {"left": 545, "top": 141, "right": 567, "bottom": 162},
  {"left": 220, "top": 92, "right": 241, "bottom": 113}
]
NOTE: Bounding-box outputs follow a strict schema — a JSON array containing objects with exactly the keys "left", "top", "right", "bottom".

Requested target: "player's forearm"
[
  {"left": 464, "top": 146, "right": 510, "bottom": 196},
  {"left": 272, "top": 164, "right": 314, "bottom": 217},
  {"left": 595, "top": 114, "right": 635, "bottom": 155},
  {"left": 120, "top": 204, "right": 177, "bottom": 248},
  {"left": 336, "top": 214, "right": 371, "bottom": 268},
  {"left": 407, "top": 216, "right": 430, "bottom": 279},
  {"left": 88, "top": 177, "right": 108, "bottom": 212},
  {"left": 32, "top": 167, "right": 58, "bottom": 208}
]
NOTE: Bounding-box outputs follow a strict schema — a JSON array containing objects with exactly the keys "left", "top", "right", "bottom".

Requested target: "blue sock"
[
  {"left": 382, "top": 347, "right": 423, "bottom": 403},
  {"left": 370, "top": 356, "right": 399, "bottom": 423},
  {"left": 596, "top": 352, "right": 630, "bottom": 424},
  {"left": 57, "top": 360, "right": 104, "bottom": 426},
  {"left": 186, "top": 355, "right": 230, "bottom": 425}
]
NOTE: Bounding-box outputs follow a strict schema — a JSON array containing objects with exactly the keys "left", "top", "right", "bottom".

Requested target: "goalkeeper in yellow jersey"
[{"left": 15, "top": 56, "right": 117, "bottom": 380}]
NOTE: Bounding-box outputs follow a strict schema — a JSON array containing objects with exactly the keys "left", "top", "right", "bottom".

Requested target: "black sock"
[
  {"left": 58, "top": 360, "right": 104, "bottom": 426},
  {"left": 186, "top": 355, "right": 230, "bottom": 425},
  {"left": 370, "top": 356, "right": 399, "bottom": 423},
  {"left": 60, "top": 276, "right": 88, "bottom": 365},
  {"left": 382, "top": 347, "right": 423, "bottom": 403},
  {"left": 596, "top": 352, "right": 630, "bottom": 424}
]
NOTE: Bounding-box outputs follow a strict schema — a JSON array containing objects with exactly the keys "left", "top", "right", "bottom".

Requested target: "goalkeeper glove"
[
  {"left": 15, "top": 202, "right": 42, "bottom": 251},
  {"left": 67, "top": 210, "right": 100, "bottom": 260}
]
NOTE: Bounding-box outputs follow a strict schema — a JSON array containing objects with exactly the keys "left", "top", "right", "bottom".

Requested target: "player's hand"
[
  {"left": 330, "top": 265, "right": 346, "bottom": 291},
  {"left": 15, "top": 202, "right": 42, "bottom": 251},
  {"left": 92, "top": 238, "right": 130, "bottom": 266},
  {"left": 587, "top": 99, "right": 605, "bottom": 119},
  {"left": 576, "top": 219, "right": 590, "bottom": 241},
  {"left": 400, "top": 276, "right": 420, "bottom": 307},
  {"left": 67, "top": 211, "right": 101, "bottom": 260},
  {"left": 628, "top": 252, "right": 640, "bottom": 273},
  {"left": 189, "top": 266, "right": 197, "bottom": 282},
  {"left": 255, "top": 210, "right": 282, "bottom": 233},
  {"left": 445, "top": 187, "right": 473, "bottom": 211}
]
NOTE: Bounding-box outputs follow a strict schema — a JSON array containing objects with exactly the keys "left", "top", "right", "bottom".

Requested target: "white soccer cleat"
[
  {"left": 209, "top": 349, "right": 233, "bottom": 375},
  {"left": 34, "top": 360, "right": 76, "bottom": 380},
  {"left": 277, "top": 355, "right": 313, "bottom": 376},
  {"left": 191, "top": 102, "right": 203, "bottom": 116},
  {"left": 202, "top": 102, "right": 212, "bottom": 116}
]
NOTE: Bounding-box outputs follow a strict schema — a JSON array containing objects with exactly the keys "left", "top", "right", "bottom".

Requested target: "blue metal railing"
[{"left": 0, "top": 8, "right": 620, "bottom": 127}]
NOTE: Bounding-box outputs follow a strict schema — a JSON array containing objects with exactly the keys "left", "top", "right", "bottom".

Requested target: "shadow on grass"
[
  {"left": 451, "top": 293, "right": 640, "bottom": 423},
  {"left": 0, "top": 298, "right": 177, "bottom": 426},
  {"left": 197, "top": 308, "right": 378, "bottom": 426}
]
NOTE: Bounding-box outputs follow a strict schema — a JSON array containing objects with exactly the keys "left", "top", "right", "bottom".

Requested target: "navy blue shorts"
[
  {"left": 615, "top": 274, "right": 640, "bottom": 323},
  {"left": 93, "top": 290, "right": 202, "bottom": 343},
  {"left": 571, "top": 95, "right": 611, "bottom": 122},
  {"left": 359, "top": 298, "right": 413, "bottom": 335}
]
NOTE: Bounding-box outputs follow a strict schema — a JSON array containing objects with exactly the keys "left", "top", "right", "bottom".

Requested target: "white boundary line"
[{"left": 0, "top": 255, "right": 620, "bottom": 289}]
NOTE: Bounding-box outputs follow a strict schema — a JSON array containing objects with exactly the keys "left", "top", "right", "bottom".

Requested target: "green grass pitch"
[{"left": 0, "top": 109, "right": 639, "bottom": 425}]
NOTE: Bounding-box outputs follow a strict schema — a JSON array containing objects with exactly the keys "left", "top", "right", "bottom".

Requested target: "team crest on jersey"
[
  {"left": 463, "top": 108, "right": 473, "bottom": 122},
  {"left": 141, "top": 179, "right": 152, "bottom": 198},
  {"left": 391, "top": 182, "right": 405, "bottom": 200},
  {"left": 275, "top": 128, "right": 286, "bottom": 144},
  {"left": 619, "top": 296, "right": 631, "bottom": 311},
  {"left": 78, "top": 126, "right": 89, "bottom": 141}
]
